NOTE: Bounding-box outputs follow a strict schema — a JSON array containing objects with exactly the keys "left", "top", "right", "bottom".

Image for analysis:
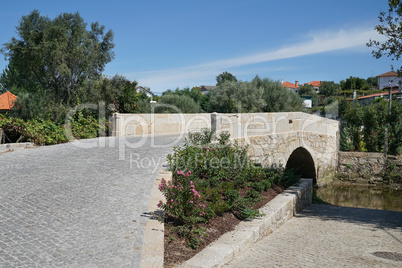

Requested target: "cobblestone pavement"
[
  {"left": 224, "top": 204, "right": 402, "bottom": 268},
  {"left": 0, "top": 136, "right": 183, "bottom": 267}
]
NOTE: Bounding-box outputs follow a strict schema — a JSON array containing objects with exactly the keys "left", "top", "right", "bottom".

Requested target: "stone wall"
[
  {"left": 178, "top": 179, "right": 313, "bottom": 268},
  {"left": 337, "top": 152, "right": 402, "bottom": 184},
  {"left": 112, "top": 112, "right": 339, "bottom": 186},
  {"left": 112, "top": 113, "right": 211, "bottom": 136},
  {"left": 216, "top": 112, "right": 339, "bottom": 186}
]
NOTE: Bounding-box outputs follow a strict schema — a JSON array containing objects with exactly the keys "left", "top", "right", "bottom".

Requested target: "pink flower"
[{"left": 177, "top": 170, "right": 184, "bottom": 176}]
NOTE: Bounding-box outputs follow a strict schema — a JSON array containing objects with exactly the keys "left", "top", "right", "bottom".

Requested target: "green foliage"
[
  {"left": 367, "top": 0, "right": 402, "bottom": 76},
  {"left": 158, "top": 170, "right": 207, "bottom": 225},
  {"left": 340, "top": 76, "right": 369, "bottom": 91},
  {"left": 366, "top": 76, "right": 378, "bottom": 88},
  {"left": 208, "top": 80, "right": 266, "bottom": 113},
  {"left": 76, "top": 75, "right": 140, "bottom": 115},
  {"left": 0, "top": 10, "right": 115, "bottom": 105},
  {"left": 319, "top": 81, "right": 341, "bottom": 96},
  {"left": 162, "top": 129, "right": 301, "bottom": 248},
  {"left": 252, "top": 76, "right": 304, "bottom": 112},
  {"left": 216, "top": 71, "right": 237, "bottom": 86},
  {"left": 154, "top": 94, "right": 202, "bottom": 113},
  {"left": 297, "top": 84, "right": 318, "bottom": 107},
  {"left": 250, "top": 181, "right": 266, "bottom": 192},
  {"left": 0, "top": 114, "right": 100, "bottom": 145},
  {"left": 6, "top": 90, "right": 71, "bottom": 123},
  {"left": 186, "top": 128, "right": 216, "bottom": 145},
  {"left": 340, "top": 100, "right": 402, "bottom": 154},
  {"left": 235, "top": 203, "right": 263, "bottom": 219},
  {"left": 162, "top": 86, "right": 209, "bottom": 111},
  {"left": 137, "top": 97, "right": 152, "bottom": 113},
  {"left": 338, "top": 97, "right": 350, "bottom": 118},
  {"left": 384, "top": 162, "right": 402, "bottom": 183}
]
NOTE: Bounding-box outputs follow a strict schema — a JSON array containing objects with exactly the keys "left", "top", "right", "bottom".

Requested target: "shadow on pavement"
[{"left": 298, "top": 204, "right": 402, "bottom": 230}]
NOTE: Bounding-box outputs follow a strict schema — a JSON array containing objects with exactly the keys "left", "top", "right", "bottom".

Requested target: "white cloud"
[{"left": 124, "top": 27, "right": 383, "bottom": 91}]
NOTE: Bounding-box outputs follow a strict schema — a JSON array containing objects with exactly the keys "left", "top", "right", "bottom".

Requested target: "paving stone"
[
  {"left": 224, "top": 204, "right": 402, "bottom": 268},
  {"left": 0, "top": 136, "right": 183, "bottom": 267}
]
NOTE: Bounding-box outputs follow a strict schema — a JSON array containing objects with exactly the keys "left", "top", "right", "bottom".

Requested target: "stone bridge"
[{"left": 112, "top": 112, "right": 339, "bottom": 186}]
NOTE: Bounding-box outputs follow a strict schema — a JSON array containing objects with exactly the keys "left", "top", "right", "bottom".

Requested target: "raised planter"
[{"left": 177, "top": 179, "right": 313, "bottom": 268}]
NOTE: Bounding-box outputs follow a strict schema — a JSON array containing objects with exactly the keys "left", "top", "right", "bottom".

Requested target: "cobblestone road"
[
  {"left": 224, "top": 204, "right": 402, "bottom": 268},
  {"left": 0, "top": 136, "right": 183, "bottom": 267}
]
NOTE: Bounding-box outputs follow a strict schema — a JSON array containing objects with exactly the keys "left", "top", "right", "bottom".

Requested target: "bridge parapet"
[
  {"left": 213, "top": 112, "right": 339, "bottom": 186},
  {"left": 112, "top": 112, "right": 339, "bottom": 186}
]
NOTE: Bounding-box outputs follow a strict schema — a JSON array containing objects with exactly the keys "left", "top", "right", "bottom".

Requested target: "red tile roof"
[
  {"left": 0, "top": 91, "right": 17, "bottom": 110},
  {"left": 282, "top": 81, "right": 297, "bottom": 88},
  {"left": 376, "top": 71, "right": 398, "bottom": 77},
  {"left": 304, "top": 81, "right": 321, "bottom": 87},
  {"left": 357, "top": 89, "right": 399, "bottom": 100}
]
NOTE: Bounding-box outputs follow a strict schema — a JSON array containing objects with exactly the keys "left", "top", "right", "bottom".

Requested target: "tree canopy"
[
  {"left": 319, "top": 81, "right": 341, "bottom": 97},
  {"left": 297, "top": 84, "right": 318, "bottom": 107},
  {"left": 0, "top": 10, "right": 115, "bottom": 104},
  {"left": 252, "top": 76, "right": 304, "bottom": 112},
  {"left": 340, "top": 76, "right": 367, "bottom": 90},
  {"left": 155, "top": 94, "right": 202, "bottom": 113},
  {"left": 216, "top": 71, "right": 237, "bottom": 86},
  {"left": 208, "top": 80, "right": 265, "bottom": 113},
  {"left": 367, "top": 0, "right": 402, "bottom": 76}
]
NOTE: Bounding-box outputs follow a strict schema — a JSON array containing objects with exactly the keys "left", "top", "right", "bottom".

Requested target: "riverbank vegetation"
[{"left": 340, "top": 99, "right": 402, "bottom": 155}]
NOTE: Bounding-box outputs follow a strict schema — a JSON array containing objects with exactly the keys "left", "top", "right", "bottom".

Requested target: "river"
[{"left": 315, "top": 182, "right": 402, "bottom": 212}]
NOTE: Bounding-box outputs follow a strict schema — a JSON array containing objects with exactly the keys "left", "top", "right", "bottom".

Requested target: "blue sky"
[{"left": 0, "top": 0, "right": 395, "bottom": 94}]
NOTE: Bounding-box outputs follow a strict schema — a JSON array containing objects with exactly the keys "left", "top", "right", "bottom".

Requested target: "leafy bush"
[
  {"left": 154, "top": 94, "right": 202, "bottom": 113},
  {"left": 0, "top": 114, "right": 103, "bottom": 145},
  {"left": 160, "top": 129, "right": 300, "bottom": 248},
  {"left": 341, "top": 99, "right": 401, "bottom": 154},
  {"left": 158, "top": 170, "right": 206, "bottom": 225}
]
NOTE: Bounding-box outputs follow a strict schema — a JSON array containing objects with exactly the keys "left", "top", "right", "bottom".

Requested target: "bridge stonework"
[{"left": 112, "top": 112, "right": 339, "bottom": 186}]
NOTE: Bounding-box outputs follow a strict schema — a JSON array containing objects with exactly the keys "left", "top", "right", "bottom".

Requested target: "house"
[
  {"left": 0, "top": 91, "right": 17, "bottom": 113},
  {"left": 376, "top": 71, "right": 401, "bottom": 90},
  {"left": 281, "top": 80, "right": 321, "bottom": 93},
  {"left": 301, "top": 96, "right": 312, "bottom": 108},
  {"left": 356, "top": 89, "right": 402, "bottom": 105},
  {"left": 281, "top": 81, "right": 299, "bottom": 93},
  {"left": 199, "top": 85, "right": 217, "bottom": 94},
  {"left": 304, "top": 81, "right": 321, "bottom": 93},
  {"left": 135, "top": 86, "right": 155, "bottom": 99}
]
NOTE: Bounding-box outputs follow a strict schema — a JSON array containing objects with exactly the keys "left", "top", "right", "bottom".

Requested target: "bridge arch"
[{"left": 285, "top": 147, "right": 316, "bottom": 184}]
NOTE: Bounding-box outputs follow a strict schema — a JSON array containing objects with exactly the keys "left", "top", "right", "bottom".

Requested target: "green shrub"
[
  {"left": 251, "top": 182, "right": 266, "bottom": 192},
  {"left": 0, "top": 114, "right": 104, "bottom": 146},
  {"left": 161, "top": 129, "right": 301, "bottom": 249}
]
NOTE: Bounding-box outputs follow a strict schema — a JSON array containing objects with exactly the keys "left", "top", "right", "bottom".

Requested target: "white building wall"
[{"left": 378, "top": 76, "right": 401, "bottom": 89}]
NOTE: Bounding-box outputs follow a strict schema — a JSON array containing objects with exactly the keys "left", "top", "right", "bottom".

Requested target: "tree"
[
  {"left": 340, "top": 76, "right": 366, "bottom": 90},
  {"left": 297, "top": 84, "right": 318, "bottom": 107},
  {"left": 216, "top": 71, "right": 237, "bottom": 86},
  {"left": 340, "top": 100, "right": 402, "bottom": 154},
  {"left": 208, "top": 80, "right": 265, "bottom": 113},
  {"left": 155, "top": 94, "right": 202, "bottom": 113},
  {"left": 0, "top": 10, "right": 115, "bottom": 104},
  {"left": 366, "top": 76, "right": 378, "bottom": 88},
  {"left": 162, "top": 86, "right": 209, "bottom": 111},
  {"left": 319, "top": 81, "right": 341, "bottom": 96},
  {"left": 367, "top": 0, "right": 402, "bottom": 76},
  {"left": 252, "top": 76, "right": 304, "bottom": 112}
]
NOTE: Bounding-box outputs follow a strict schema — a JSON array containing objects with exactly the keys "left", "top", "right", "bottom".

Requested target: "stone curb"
[
  {"left": 0, "top": 142, "right": 36, "bottom": 153},
  {"left": 140, "top": 168, "right": 172, "bottom": 268},
  {"left": 176, "top": 179, "right": 313, "bottom": 268}
]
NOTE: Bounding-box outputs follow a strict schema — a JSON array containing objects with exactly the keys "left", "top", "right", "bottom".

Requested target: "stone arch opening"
[{"left": 286, "top": 147, "right": 316, "bottom": 184}]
